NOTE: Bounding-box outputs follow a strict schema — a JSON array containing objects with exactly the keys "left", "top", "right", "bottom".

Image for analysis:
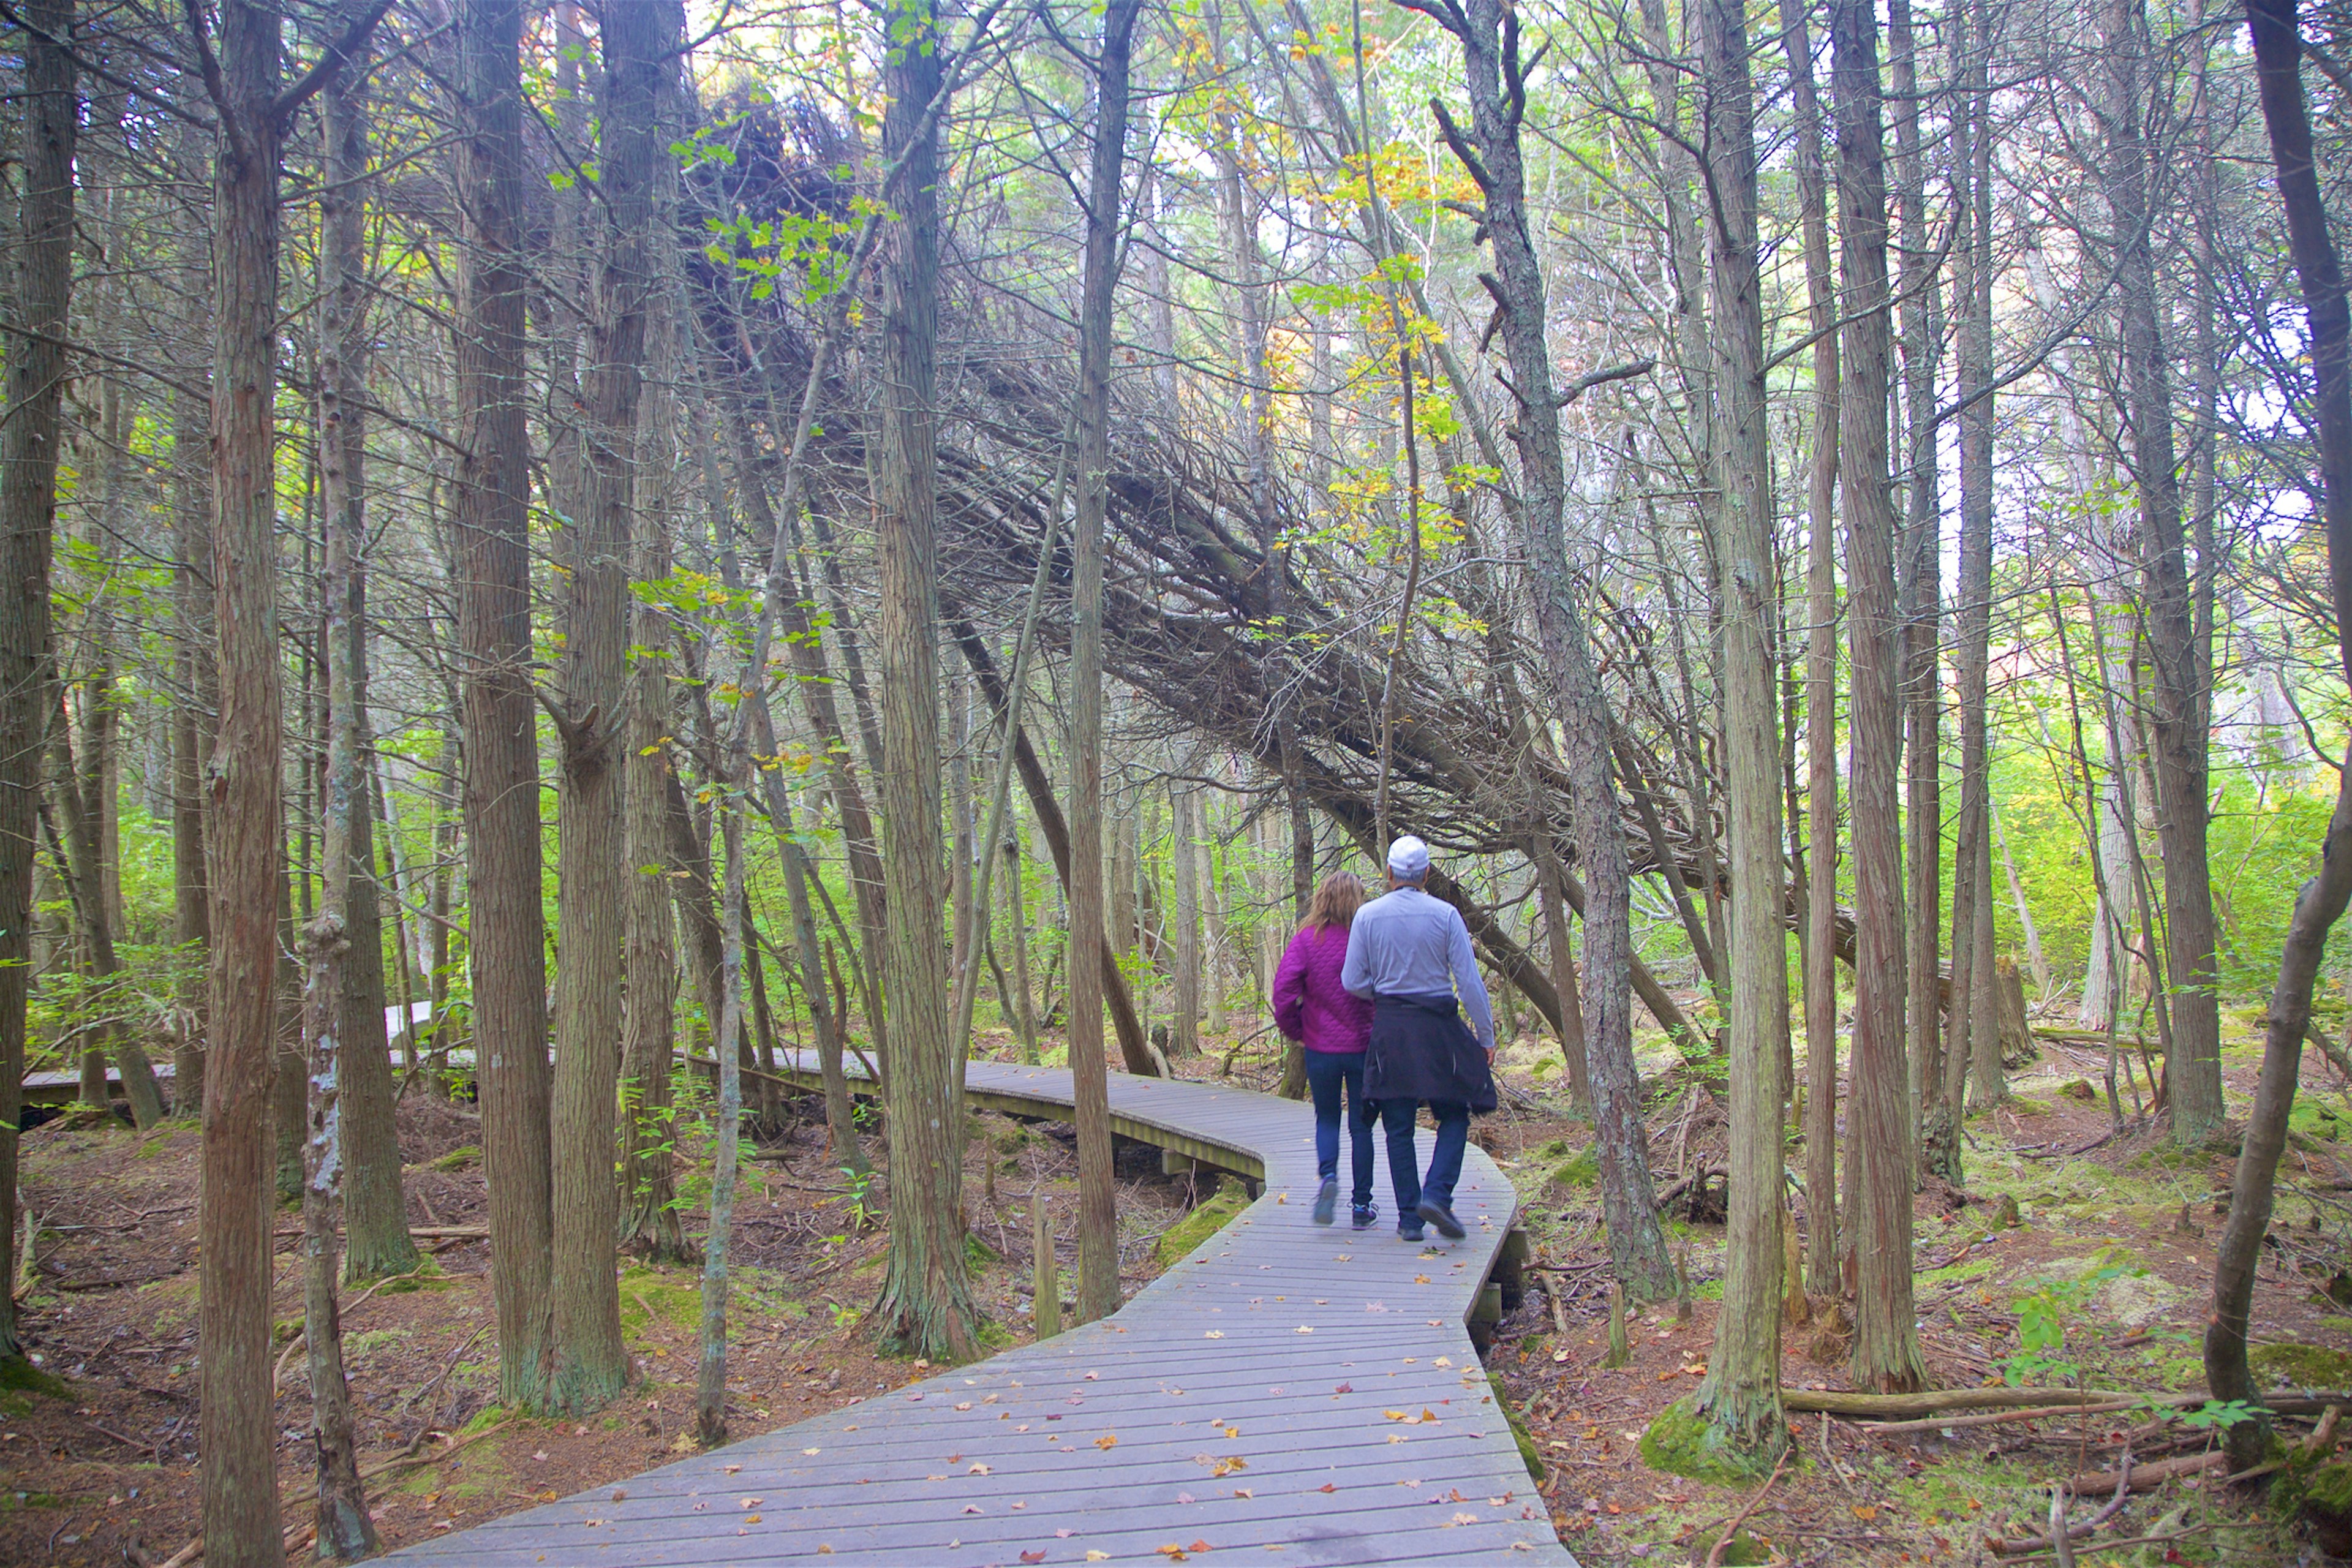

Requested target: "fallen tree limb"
[
  {"left": 1785, "top": 1386, "right": 2352, "bottom": 1420},
  {"left": 2058, "top": 1449, "right": 2223, "bottom": 1496},
  {"left": 1872, "top": 1398, "right": 2147, "bottom": 1434}
]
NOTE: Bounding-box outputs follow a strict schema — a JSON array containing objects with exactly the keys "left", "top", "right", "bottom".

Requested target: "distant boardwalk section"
[{"left": 386, "top": 1059, "right": 1573, "bottom": 1566}]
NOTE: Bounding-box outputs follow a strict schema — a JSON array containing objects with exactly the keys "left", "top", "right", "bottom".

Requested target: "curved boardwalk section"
[{"left": 389, "top": 1061, "right": 1573, "bottom": 1566}]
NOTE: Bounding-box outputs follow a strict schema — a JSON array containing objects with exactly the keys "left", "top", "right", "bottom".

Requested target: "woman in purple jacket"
[{"left": 1273, "top": 872, "right": 1378, "bottom": 1227}]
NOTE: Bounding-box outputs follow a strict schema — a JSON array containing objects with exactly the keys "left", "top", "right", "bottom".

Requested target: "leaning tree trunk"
[
  {"left": 0, "top": 0, "right": 74, "bottom": 1366},
  {"left": 1171, "top": 783, "right": 1201, "bottom": 1057},
  {"left": 870, "top": 0, "right": 983, "bottom": 1360},
  {"left": 2210, "top": 0, "right": 2352, "bottom": 1472},
  {"left": 453, "top": 0, "right": 554, "bottom": 1411},
  {"left": 1427, "top": 0, "right": 1676, "bottom": 1300},
  {"left": 1830, "top": 0, "right": 1929, "bottom": 1393}
]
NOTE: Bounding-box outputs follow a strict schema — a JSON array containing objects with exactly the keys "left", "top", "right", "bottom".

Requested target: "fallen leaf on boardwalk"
[
  {"left": 1447, "top": 1489, "right": 1465, "bottom": 1502},
  {"left": 1452, "top": 1512, "right": 1479, "bottom": 1525},
  {"left": 1490, "top": 1494, "right": 1513, "bottom": 1506},
  {"left": 1096, "top": 1434, "right": 1119, "bottom": 1450},
  {"left": 818, "top": 1547, "right": 832, "bottom": 1555},
  {"left": 739, "top": 1498, "right": 763, "bottom": 1509},
  {"left": 1085, "top": 1371, "right": 1099, "bottom": 1380},
  {"left": 1318, "top": 1483, "right": 1336, "bottom": 1493},
  {"left": 802, "top": 1447, "right": 821, "bottom": 1455},
  {"left": 1157, "top": 1547, "right": 1189, "bottom": 1561},
  {"left": 1333, "top": 1384, "right": 1352, "bottom": 1394},
  {"left": 1421, "top": 1410, "right": 1438, "bottom": 1422},
  {"left": 1022, "top": 1553, "right": 1047, "bottom": 1564},
  {"left": 1295, "top": 1325, "right": 1313, "bottom": 1333},
  {"left": 1190, "top": 1541, "right": 1213, "bottom": 1553},
  {"left": 970, "top": 1463, "right": 992, "bottom": 1475},
  {"left": 610, "top": 1489, "right": 627, "bottom": 1502},
  {"left": 956, "top": 1401, "right": 973, "bottom": 1411},
  {"left": 948, "top": 1454, "right": 963, "bottom": 1464},
  {"left": 1166, "top": 1386, "right": 1185, "bottom": 1396},
  {"left": 1178, "top": 1491, "right": 1196, "bottom": 1504},
  {"left": 1057, "top": 1529, "right": 1076, "bottom": 1537},
  {"left": 1232, "top": 1488, "right": 1253, "bottom": 1499},
  {"left": 1224, "top": 1426, "right": 1240, "bottom": 1438},
  {"left": 1087, "top": 1552, "right": 1111, "bottom": 1561},
  {"left": 1205, "top": 1331, "right": 1225, "bottom": 1339},
  {"left": 1384, "top": 1411, "right": 1409, "bottom": 1422},
  {"left": 722, "top": 1464, "right": 741, "bottom": 1474},
  {"left": 1334, "top": 1254, "right": 1350, "bottom": 1261},
  {"left": 1433, "top": 1357, "right": 1453, "bottom": 1368},
  {"left": 1413, "top": 1275, "right": 1431, "bottom": 1284},
  {"left": 964, "top": 1506, "right": 983, "bottom": 1515},
  {"left": 744, "top": 1515, "right": 763, "bottom": 1525},
  {"left": 1387, "top": 1434, "right": 1406, "bottom": 1444}
]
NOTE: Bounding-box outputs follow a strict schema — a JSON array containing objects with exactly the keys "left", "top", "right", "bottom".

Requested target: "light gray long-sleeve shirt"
[{"left": 1339, "top": 886, "right": 1497, "bottom": 1051}]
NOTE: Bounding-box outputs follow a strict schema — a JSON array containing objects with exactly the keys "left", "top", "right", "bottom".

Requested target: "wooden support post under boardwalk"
[{"left": 1031, "top": 1195, "right": 1061, "bottom": 1338}]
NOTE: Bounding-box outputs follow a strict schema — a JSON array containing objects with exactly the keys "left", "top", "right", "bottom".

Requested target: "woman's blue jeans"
[{"left": 1304, "top": 1049, "right": 1375, "bottom": 1206}]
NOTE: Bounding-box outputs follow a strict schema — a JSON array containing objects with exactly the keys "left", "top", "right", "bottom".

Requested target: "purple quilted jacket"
[{"left": 1272, "top": 923, "right": 1374, "bottom": 1055}]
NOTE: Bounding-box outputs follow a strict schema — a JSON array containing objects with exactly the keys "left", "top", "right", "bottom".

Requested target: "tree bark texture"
[
  {"left": 1692, "top": 0, "right": 1791, "bottom": 1465},
  {"left": 870, "top": 4, "right": 982, "bottom": 1359},
  {"left": 0, "top": 0, "right": 74, "bottom": 1366},
  {"left": 1785, "top": 0, "right": 1843, "bottom": 1295},
  {"left": 1830, "top": 0, "right": 1929, "bottom": 1393},
  {"left": 453, "top": 0, "right": 553, "bottom": 1409},
  {"left": 202, "top": 1, "right": 294, "bottom": 1555},
  {"left": 1066, "top": 0, "right": 1144, "bottom": 1326}
]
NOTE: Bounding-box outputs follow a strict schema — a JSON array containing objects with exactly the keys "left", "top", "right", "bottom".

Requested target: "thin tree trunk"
[
  {"left": 453, "top": 0, "right": 554, "bottom": 1411},
  {"left": 48, "top": 712, "right": 166, "bottom": 1128},
  {"left": 1787, "top": 0, "right": 1843, "bottom": 1295},
  {"left": 1890, "top": 0, "right": 1946, "bottom": 1177},
  {"left": 1065, "top": 0, "right": 1144, "bottom": 1327},
  {"left": 1006, "top": 829, "right": 1039, "bottom": 1061},
  {"left": 1830, "top": 0, "right": 1929, "bottom": 1393},
  {"left": 172, "top": 305, "right": 213, "bottom": 1112},
  {"left": 697, "top": 778, "right": 747, "bottom": 1447},
  {"left": 0, "top": 0, "right": 74, "bottom": 1366},
  {"left": 298, "top": 30, "right": 386, "bottom": 1534},
  {"left": 1534, "top": 831, "right": 1591, "bottom": 1110},
  {"left": 620, "top": 48, "right": 690, "bottom": 1265},
  {"left": 1172, "top": 783, "right": 1201, "bottom": 1057},
  {"left": 870, "top": 1, "right": 981, "bottom": 1359},
  {"left": 320, "top": 35, "right": 416, "bottom": 1286},
  {"left": 1692, "top": 0, "right": 1790, "bottom": 1464}
]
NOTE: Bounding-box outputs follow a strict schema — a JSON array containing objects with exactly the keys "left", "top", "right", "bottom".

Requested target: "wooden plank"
[{"left": 383, "top": 1055, "right": 1570, "bottom": 1566}]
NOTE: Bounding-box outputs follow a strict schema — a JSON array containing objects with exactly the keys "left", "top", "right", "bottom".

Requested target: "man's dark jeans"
[
  {"left": 1304, "top": 1049, "right": 1374, "bottom": 1206},
  {"left": 1373, "top": 1098, "right": 1471, "bottom": 1218}
]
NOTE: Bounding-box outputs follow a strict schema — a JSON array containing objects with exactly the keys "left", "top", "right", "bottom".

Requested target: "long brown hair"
[{"left": 1304, "top": 871, "right": 1366, "bottom": 932}]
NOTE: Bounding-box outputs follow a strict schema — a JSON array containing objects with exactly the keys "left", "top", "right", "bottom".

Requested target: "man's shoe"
[
  {"left": 1312, "top": 1177, "right": 1339, "bottom": 1226},
  {"left": 1397, "top": 1221, "right": 1426, "bottom": 1243},
  {"left": 1416, "top": 1200, "right": 1467, "bottom": 1240},
  {"left": 1351, "top": 1202, "right": 1379, "bottom": 1231}
]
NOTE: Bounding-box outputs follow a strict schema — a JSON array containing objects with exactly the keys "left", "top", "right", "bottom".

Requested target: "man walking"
[{"left": 1341, "top": 835, "right": 1498, "bottom": 1242}]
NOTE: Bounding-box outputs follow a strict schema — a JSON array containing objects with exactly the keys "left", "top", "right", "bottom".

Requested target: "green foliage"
[{"left": 2003, "top": 1246, "right": 2142, "bottom": 1387}]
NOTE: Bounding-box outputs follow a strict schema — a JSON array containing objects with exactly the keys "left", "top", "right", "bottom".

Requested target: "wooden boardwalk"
[{"left": 386, "top": 1058, "right": 1574, "bottom": 1566}]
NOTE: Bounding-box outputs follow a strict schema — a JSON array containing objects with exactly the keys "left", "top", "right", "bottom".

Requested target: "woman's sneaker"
[
  {"left": 1312, "top": 1177, "right": 1339, "bottom": 1226},
  {"left": 1351, "top": 1202, "right": 1379, "bottom": 1230}
]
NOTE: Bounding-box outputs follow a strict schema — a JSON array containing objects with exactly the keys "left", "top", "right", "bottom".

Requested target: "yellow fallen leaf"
[
  {"left": 1088, "top": 1553, "right": 1110, "bottom": 1562},
  {"left": 1096, "top": 1434, "right": 1119, "bottom": 1450},
  {"left": 1384, "top": 1411, "right": 1408, "bottom": 1421},
  {"left": 1205, "top": 1330, "right": 1225, "bottom": 1340},
  {"left": 744, "top": 1515, "right": 763, "bottom": 1525}
]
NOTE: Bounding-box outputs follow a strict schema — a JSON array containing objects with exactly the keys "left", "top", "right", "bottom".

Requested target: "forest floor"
[{"left": 4, "top": 1009, "right": 2351, "bottom": 1566}]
